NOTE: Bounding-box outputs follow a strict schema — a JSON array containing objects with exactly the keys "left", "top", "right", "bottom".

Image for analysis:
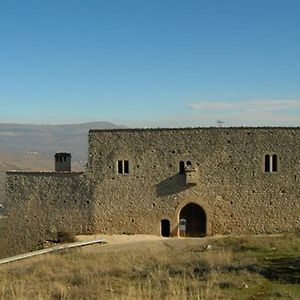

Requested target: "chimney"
[{"left": 55, "top": 153, "right": 71, "bottom": 172}]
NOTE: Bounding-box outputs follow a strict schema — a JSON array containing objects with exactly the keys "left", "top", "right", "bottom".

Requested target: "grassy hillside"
[{"left": 0, "top": 234, "right": 299, "bottom": 299}]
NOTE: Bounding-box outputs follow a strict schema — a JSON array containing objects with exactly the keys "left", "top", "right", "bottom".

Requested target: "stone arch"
[{"left": 178, "top": 202, "right": 209, "bottom": 237}]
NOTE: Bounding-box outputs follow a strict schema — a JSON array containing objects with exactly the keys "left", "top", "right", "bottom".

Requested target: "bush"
[{"left": 57, "top": 230, "right": 77, "bottom": 243}]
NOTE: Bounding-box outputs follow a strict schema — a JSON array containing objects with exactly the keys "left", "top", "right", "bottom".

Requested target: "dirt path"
[
  {"left": 77, "top": 233, "right": 163, "bottom": 244},
  {"left": 77, "top": 234, "right": 210, "bottom": 254}
]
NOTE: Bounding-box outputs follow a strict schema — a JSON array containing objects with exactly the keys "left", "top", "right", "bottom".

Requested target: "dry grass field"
[{"left": 0, "top": 230, "right": 299, "bottom": 300}]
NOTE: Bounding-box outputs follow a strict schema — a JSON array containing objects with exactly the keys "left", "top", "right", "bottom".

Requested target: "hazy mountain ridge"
[{"left": 0, "top": 121, "right": 123, "bottom": 161}]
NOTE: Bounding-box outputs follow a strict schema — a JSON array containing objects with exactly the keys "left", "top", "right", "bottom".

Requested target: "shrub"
[{"left": 57, "top": 230, "right": 77, "bottom": 243}]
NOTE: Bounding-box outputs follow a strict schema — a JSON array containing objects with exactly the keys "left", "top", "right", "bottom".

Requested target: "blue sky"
[{"left": 1, "top": 0, "right": 300, "bottom": 127}]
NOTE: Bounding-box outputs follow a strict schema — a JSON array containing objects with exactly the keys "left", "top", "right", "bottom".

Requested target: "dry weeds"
[{"left": 0, "top": 234, "right": 299, "bottom": 299}]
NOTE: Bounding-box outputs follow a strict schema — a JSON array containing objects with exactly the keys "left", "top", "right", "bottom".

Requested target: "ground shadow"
[
  {"left": 225, "top": 257, "right": 300, "bottom": 284},
  {"left": 156, "top": 174, "right": 192, "bottom": 196},
  {"left": 259, "top": 257, "right": 300, "bottom": 284}
]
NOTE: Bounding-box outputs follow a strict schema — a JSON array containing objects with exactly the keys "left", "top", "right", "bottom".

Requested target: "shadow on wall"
[{"left": 156, "top": 174, "right": 192, "bottom": 196}]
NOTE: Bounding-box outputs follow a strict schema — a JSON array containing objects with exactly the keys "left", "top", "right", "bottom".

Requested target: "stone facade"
[
  {"left": 6, "top": 172, "right": 91, "bottom": 253},
  {"left": 6, "top": 127, "right": 300, "bottom": 253}
]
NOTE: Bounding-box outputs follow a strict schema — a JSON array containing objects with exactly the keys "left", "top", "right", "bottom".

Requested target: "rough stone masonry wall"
[
  {"left": 6, "top": 172, "right": 91, "bottom": 255},
  {"left": 88, "top": 127, "right": 300, "bottom": 236},
  {"left": 5, "top": 127, "right": 300, "bottom": 255}
]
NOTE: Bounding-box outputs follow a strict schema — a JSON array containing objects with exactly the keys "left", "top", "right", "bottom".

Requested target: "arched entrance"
[{"left": 179, "top": 203, "right": 206, "bottom": 237}]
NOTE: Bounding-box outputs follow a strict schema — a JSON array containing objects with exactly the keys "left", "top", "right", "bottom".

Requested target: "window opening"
[
  {"left": 265, "top": 154, "right": 278, "bottom": 172},
  {"left": 179, "top": 161, "right": 185, "bottom": 174},
  {"left": 118, "top": 160, "right": 123, "bottom": 174},
  {"left": 272, "top": 154, "right": 278, "bottom": 172},
  {"left": 124, "top": 160, "right": 129, "bottom": 174},
  {"left": 117, "top": 160, "right": 129, "bottom": 174},
  {"left": 265, "top": 155, "right": 270, "bottom": 172}
]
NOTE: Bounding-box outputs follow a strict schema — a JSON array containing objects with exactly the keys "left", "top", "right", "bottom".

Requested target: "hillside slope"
[{"left": 0, "top": 121, "right": 122, "bottom": 161}]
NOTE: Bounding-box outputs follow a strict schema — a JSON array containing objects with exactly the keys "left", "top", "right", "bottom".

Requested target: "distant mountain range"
[{"left": 0, "top": 121, "right": 124, "bottom": 162}]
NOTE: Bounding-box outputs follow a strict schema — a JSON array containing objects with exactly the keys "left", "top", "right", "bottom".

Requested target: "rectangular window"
[
  {"left": 272, "top": 154, "right": 278, "bottom": 172},
  {"left": 117, "top": 160, "right": 129, "bottom": 174},
  {"left": 264, "top": 154, "right": 278, "bottom": 173},
  {"left": 124, "top": 160, "right": 129, "bottom": 174},
  {"left": 265, "top": 155, "right": 270, "bottom": 172},
  {"left": 118, "top": 160, "right": 123, "bottom": 174}
]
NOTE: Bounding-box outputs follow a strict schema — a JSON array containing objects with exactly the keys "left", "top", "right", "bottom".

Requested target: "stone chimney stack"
[{"left": 55, "top": 153, "right": 71, "bottom": 172}]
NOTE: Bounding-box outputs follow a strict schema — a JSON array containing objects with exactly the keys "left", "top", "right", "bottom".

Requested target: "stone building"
[{"left": 6, "top": 127, "right": 300, "bottom": 253}]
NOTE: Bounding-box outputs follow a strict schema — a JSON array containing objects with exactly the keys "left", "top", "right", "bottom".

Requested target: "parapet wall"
[{"left": 6, "top": 172, "right": 91, "bottom": 254}]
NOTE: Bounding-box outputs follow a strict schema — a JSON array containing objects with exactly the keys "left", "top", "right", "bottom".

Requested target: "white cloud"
[
  {"left": 151, "top": 110, "right": 300, "bottom": 127},
  {"left": 107, "top": 99, "right": 300, "bottom": 128},
  {"left": 186, "top": 99, "right": 300, "bottom": 112}
]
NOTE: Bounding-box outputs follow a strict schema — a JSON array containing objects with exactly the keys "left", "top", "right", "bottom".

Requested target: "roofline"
[
  {"left": 89, "top": 126, "right": 300, "bottom": 133},
  {"left": 6, "top": 171, "right": 84, "bottom": 176},
  {"left": 54, "top": 152, "right": 72, "bottom": 157}
]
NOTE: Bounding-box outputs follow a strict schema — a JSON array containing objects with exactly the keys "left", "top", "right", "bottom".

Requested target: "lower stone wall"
[
  {"left": 91, "top": 175, "right": 300, "bottom": 237},
  {"left": 6, "top": 172, "right": 91, "bottom": 255}
]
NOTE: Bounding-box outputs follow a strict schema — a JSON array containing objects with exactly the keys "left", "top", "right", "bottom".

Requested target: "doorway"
[
  {"left": 161, "top": 219, "right": 170, "bottom": 237},
  {"left": 179, "top": 203, "right": 206, "bottom": 237}
]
